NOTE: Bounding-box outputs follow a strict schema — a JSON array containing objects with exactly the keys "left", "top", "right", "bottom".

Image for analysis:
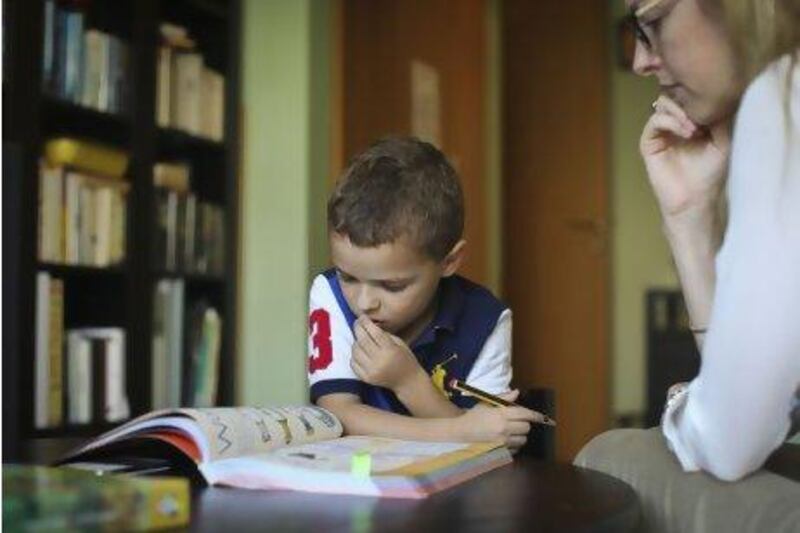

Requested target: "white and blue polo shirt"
[{"left": 307, "top": 269, "right": 513, "bottom": 414}]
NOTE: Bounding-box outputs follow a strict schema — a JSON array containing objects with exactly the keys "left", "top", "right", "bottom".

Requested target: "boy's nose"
[{"left": 356, "top": 286, "right": 380, "bottom": 314}]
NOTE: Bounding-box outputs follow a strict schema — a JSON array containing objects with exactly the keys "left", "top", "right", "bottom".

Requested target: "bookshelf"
[{"left": 2, "top": 0, "right": 241, "bottom": 462}]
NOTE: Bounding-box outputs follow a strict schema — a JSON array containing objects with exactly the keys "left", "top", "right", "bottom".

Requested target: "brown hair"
[{"left": 328, "top": 137, "right": 464, "bottom": 261}]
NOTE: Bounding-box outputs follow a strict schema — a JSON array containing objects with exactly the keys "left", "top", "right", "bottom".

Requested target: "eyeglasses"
[{"left": 627, "top": 6, "right": 654, "bottom": 51}]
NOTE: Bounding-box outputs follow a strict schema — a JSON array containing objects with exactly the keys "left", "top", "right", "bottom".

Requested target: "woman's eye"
[{"left": 338, "top": 273, "right": 356, "bottom": 284}]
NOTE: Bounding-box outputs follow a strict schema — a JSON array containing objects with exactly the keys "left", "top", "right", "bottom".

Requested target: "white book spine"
[
  {"left": 81, "top": 30, "right": 103, "bottom": 109},
  {"left": 156, "top": 46, "right": 172, "bottom": 127},
  {"left": 64, "top": 173, "right": 82, "bottom": 264},
  {"left": 94, "top": 187, "right": 113, "bottom": 266},
  {"left": 76, "top": 328, "right": 129, "bottom": 422},
  {"left": 67, "top": 332, "right": 92, "bottom": 424},
  {"left": 106, "top": 331, "right": 129, "bottom": 422}
]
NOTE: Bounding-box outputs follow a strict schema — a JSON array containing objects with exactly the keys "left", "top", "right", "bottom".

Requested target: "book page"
[
  {"left": 70, "top": 405, "right": 343, "bottom": 463},
  {"left": 179, "top": 406, "right": 343, "bottom": 462},
  {"left": 240, "top": 436, "right": 501, "bottom": 475}
]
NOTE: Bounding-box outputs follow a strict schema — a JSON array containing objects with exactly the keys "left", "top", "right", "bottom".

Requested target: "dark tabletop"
[{"left": 188, "top": 458, "right": 641, "bottom": 533}]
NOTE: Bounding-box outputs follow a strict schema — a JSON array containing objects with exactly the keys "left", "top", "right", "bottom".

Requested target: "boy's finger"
[
  {"left": 507, "top": 435, "right": 527, "bottom": 450},
  {"left": 506, "top": 406, "right": 555, "bottom": 426},
  {"left": 498, "top": 389, "right": 520, "bottom": 403},
  {"left": 358, "top": 316, "right": 386, "bottom": 347},
  {"left": 353, "top": 341, "right": 374, "bottom": 363},
  {"left": 508, "top": 420, "right": 532, "bottom": 436},
  {"left": 350, "top": 357, "right": 367, "bottom": 380}
]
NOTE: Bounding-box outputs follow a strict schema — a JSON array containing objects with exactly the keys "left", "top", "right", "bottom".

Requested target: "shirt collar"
[{"left": 412, "top": 276, "right": 465, "bottom": 348}]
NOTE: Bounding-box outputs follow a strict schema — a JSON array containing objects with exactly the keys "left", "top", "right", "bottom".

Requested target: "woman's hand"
[
  {"left": 640, "top": 95, "right": 731, "bottom": 224},
  {"left": 454, "top": 391, "right": 541, "bottom": 453}
]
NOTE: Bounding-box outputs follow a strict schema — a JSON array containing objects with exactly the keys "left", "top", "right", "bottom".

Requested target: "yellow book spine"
[
  {"left": 47, "top": 279, "right": 64, "bottom": 426},
  {"left": 45, "top": 138, "right": 129, "bottom": 179}
]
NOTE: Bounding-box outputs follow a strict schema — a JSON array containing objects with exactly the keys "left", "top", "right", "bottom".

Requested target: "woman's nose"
[{"left": 632, "top": 40, "right": 660, "bottom": 76}]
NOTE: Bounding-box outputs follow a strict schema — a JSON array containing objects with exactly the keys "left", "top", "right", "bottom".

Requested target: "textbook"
[
  {"left": 3, "top": 465, "right": 190, "bottom": 531},
  {"left": 62, "top": 406, "right": 512, "bottom": 499}
]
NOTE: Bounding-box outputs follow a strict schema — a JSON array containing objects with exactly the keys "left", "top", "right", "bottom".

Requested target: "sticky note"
[{"left": 351, "top": 451, "right": 372, "bottom": 478}]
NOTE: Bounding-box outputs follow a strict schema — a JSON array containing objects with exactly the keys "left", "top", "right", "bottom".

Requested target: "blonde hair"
[{"left": 720, "top": 0, "right": 800, "bottom": 82}]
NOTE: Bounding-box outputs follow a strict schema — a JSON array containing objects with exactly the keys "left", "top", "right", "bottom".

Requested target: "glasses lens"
[{"left": 629, "top": 10, "right": 652, "bottom": 50}]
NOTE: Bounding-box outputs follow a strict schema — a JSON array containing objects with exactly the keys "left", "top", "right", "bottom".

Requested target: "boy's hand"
[
  {"left": 455, "top": 390, "right": 539, "bottom": 453},
  {"left": 351, "top": 316, "right": 426, "bottom": 392}
]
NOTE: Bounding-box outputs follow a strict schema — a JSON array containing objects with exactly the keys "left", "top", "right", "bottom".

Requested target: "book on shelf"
[
  {"left": 60, "top": 406, "right": 513, "bottom": 499},
  {"left": 45, "top": 137, "right": 129, "bottom": 179},
  {"left": 38, "top": 158, "right": 129, "bottom": 267},
  {"left": 3, "top": 465, "right": 190, "bottom": 531},
  {"left": 61, "top": 327, "right": 131, "bottom": 426},
  {"left": 35, "top": 272, "right": 64, "bottom": 429},
  {"left": 155, "top": 23, "right": 225, "bottom": 141},
  {"left": 41, "top": 0, "right": 130, "bottom": 114},
  {"left": 184, "top": 301, "right": 222, "bottom": 408},
  {"left": 152, "top": 279, "right": 185, "bottom": 410},
  {"left": 152, "top": 284, "right": 222, "bottom": 410},
  {"left": 152, "top": 166, "right": 225, "bottom": 275}
]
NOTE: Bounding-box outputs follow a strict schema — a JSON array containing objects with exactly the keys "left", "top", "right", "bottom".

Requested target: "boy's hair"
[{"left": 328, "top": 137, "right": 464, "bottom": 261}]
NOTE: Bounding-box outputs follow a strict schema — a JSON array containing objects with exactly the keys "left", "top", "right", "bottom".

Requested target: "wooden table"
[{"left": 189, "top": 458, "right": 640, "bottom": 532}]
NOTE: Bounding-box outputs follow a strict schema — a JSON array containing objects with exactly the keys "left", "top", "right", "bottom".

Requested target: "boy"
[{"left": 307, "top": 137, "right": 540, "bottom": 451}]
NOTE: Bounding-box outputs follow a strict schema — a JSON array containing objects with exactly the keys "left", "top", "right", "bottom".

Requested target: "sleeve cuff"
[
  {"left": 661, "top": 384, "right": 701, "bottom": 471},
  {"left": 310, "top": 379, "right": 365, "bottom": 403}
]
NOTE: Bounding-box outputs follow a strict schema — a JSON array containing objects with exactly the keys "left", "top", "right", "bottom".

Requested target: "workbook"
[{"left": 61, "top": 406, "right": 512, "bottom": 499}]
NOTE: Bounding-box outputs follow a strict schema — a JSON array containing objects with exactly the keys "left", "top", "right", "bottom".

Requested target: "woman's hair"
[{"left": 720, "top": 0, "right": 800, "bottom": 82}]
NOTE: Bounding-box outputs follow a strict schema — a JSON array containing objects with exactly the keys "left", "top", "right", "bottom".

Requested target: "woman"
[{"left": 576, "top": 0, "right": 800, "bottom": 530}]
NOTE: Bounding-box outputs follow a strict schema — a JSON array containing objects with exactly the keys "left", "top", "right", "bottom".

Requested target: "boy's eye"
[{"left": 381, "top": 283, "right": 409, "bottom": 293}]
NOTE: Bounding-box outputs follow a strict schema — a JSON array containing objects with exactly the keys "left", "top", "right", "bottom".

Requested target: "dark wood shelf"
[
  {"left": 41, "top": 96, "right": 132, "bottom": 146},
  {"left": 37, "top": 262, "right": 128, "bottom": 277},
  {"left": 185, "top": 0, "right": 229, "bottom": 20},
  {"left": 28, "top": 421, "right": 127, "bottom": 440},
  {"left": 3, "top": 0, "right": 241, "bottom": 462},
  {"left": 158, "top": 127, "right": 225, "bottom": 154},
  {"left": 152, "top": 270, "right": 227, "bottom": 284}
]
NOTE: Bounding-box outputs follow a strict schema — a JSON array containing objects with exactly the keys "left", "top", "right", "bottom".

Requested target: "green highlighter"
[{"left": 350, "top": 451, "right": 372, "bottom": 478}]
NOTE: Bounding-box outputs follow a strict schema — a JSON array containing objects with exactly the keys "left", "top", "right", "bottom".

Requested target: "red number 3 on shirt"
[{"left": 308, "top": 308, "right": 333, "bottom": 373}]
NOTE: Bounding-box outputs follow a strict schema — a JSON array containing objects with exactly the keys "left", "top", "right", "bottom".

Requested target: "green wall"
[
  {"left": 238, "top": 0, "right": 330, "bottom": 406},
  {"left": 608, "top": 0, "right": 678, "bottom": 418}
]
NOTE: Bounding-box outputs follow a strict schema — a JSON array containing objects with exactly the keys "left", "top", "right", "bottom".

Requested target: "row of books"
[
  {"left": 154, "top": 188, "right": 226, "bottom": 275},
  {"left": 38, "top": 162, "right": 128, "bottom": 267},
  {"left": 156, "top": 23, "right": 225, "bottom": 141},
  {"left": 42, "top": 0, "right": 129, "bottom": 114},
  {"left": 35, "top": 273, "right": 130, "bottom": 429},
  {"left": 152, "top": 280, "right": 222, "bottom": 409}
]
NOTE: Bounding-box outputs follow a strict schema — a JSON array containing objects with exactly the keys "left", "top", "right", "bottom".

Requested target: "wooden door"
[
  {"left": 503, "top": 1, "right": 611, "bottom": 460},
  {"left": 333, "top": 0, "right": 490, "bottom": 285}
]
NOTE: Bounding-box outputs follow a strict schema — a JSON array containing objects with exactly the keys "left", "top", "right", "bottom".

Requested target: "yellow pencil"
[{"left": 448, "top": 379, "right": 556, "bottom": 426}]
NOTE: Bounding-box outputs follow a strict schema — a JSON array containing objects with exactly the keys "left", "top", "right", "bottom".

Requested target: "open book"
[{"left": 61, "top": 406, "right": 513, "bottom": 499}]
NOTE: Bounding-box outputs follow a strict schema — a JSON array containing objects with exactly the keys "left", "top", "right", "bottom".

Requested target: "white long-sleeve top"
[{"left": 662, "top": 54, "right": 800, "bottom": 481}]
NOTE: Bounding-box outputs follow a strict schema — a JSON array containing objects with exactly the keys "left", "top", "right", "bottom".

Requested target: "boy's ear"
[{"left": 441, "top": 240, "right": 466, "bottom": 277}]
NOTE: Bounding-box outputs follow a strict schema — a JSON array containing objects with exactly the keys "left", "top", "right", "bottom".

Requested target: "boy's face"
[{"left": 330, "top": 232, "right": 452, "bottom": 342}]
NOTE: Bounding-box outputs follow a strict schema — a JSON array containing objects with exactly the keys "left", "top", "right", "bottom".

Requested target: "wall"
[
  {"left": 238, "top": 0, "right": 330, "bottom": 406},
  {"left": 608, "top": 0, "right": 678, "bottom": 418}
]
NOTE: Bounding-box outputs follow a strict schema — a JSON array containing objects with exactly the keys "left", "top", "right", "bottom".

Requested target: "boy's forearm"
[
  {"left": 395, "top": 371, "right": 464, "bottom": 418},
  {"left": 323, "top": 397, "right": 464, "bottom": 441}
]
